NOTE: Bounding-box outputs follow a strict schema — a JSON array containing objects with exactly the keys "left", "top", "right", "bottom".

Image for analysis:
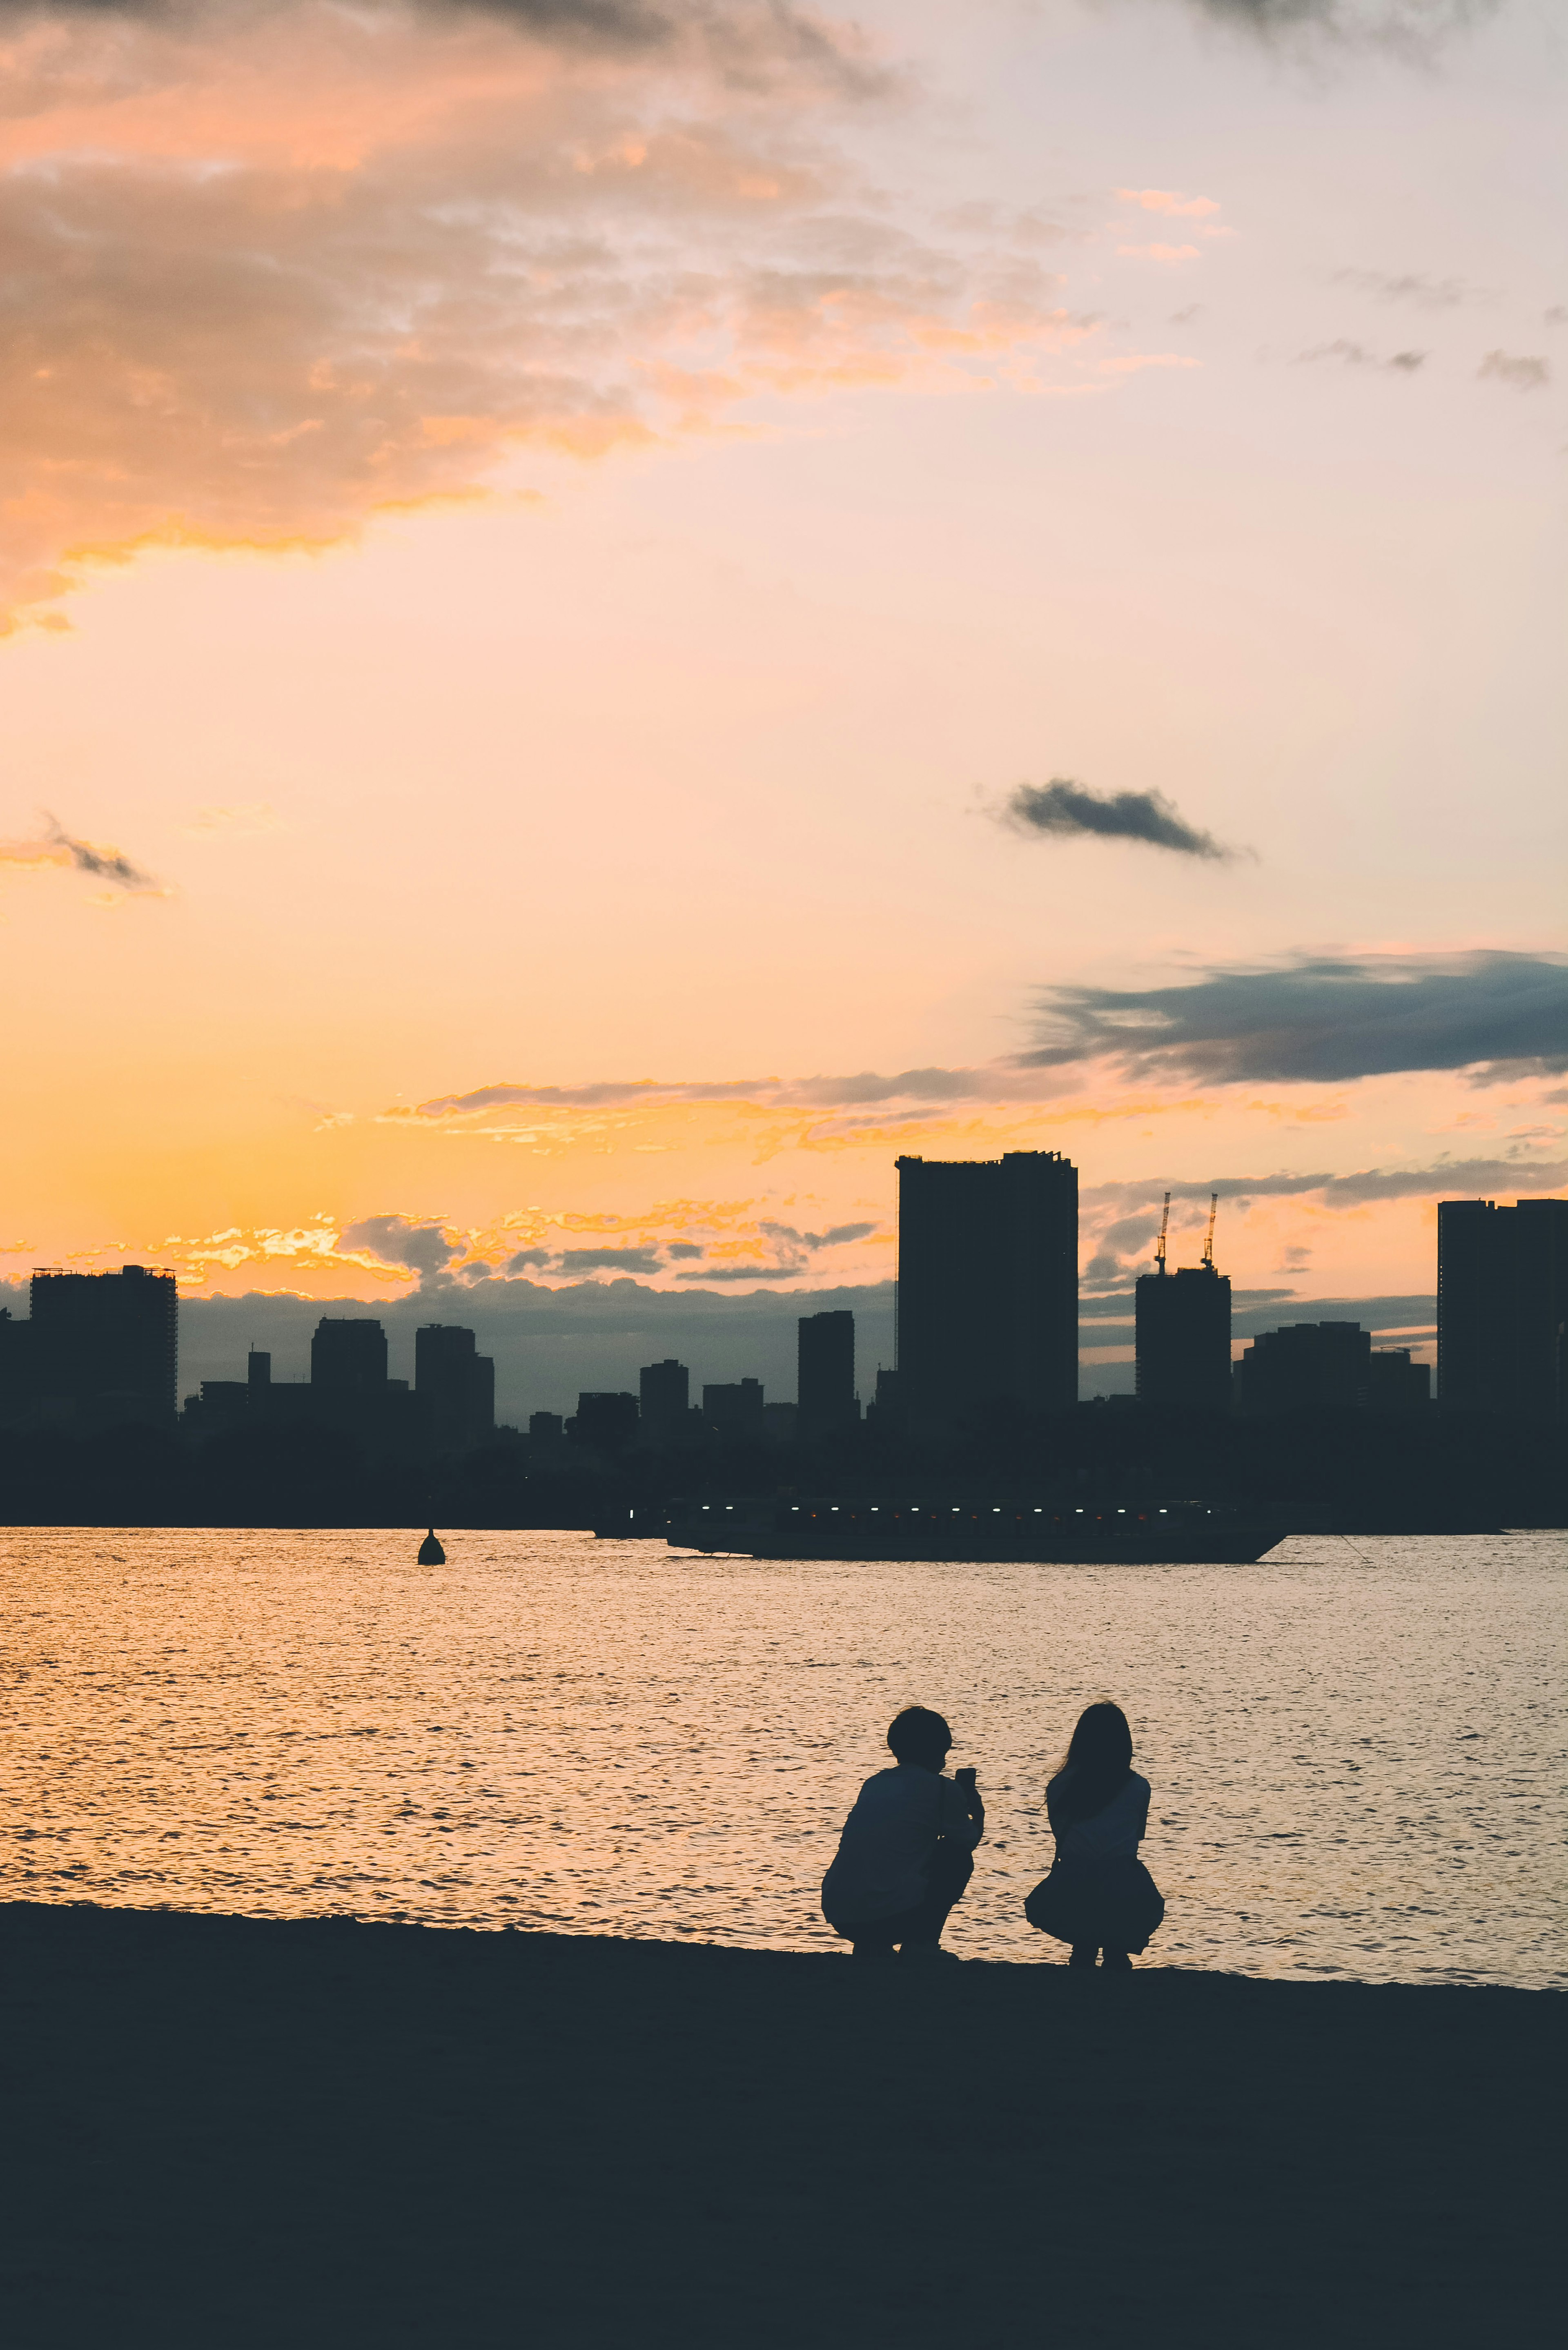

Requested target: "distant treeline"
[{"left": 0, "top": 1406, "right": 1563, "bottom": 1533}]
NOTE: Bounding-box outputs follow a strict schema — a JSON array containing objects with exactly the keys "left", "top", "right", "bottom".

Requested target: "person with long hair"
[{"left": 1023, "top": 1701, "right": 1164, "bottom": 1970}]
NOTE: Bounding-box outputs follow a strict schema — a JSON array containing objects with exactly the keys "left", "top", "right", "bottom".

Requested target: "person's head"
[
  {"left": 887, "top": 1706, "right": 952, "bottom": 1772},
  {"left": 1051, "top": 1700, "right": 1134, "bottom": 1823}
]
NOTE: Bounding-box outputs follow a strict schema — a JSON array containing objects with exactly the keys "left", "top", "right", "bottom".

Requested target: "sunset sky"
[{"left": 1, "top": 0, "right": 1563, "bottom": 1410}]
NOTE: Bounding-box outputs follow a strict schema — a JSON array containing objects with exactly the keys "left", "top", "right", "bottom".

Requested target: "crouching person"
[{"left": 821, "top": 1707, "right": 984, "bottom": 1962}]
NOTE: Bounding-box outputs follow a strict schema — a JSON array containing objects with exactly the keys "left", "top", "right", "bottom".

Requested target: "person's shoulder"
[{"left": 1130, "top": 1771, "right": 1151, "bottom": 1797}]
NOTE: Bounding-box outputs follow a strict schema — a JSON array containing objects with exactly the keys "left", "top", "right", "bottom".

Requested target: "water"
[{"left": 1, "top": 1528, "right": 1562, "bottom": 1987}]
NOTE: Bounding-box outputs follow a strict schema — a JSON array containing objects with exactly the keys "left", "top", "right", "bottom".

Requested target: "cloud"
[
  {"left": 1002, "top": 778, "right": 1238, "bottom": 861},
  {"left": 1116, "top": 189, "right": 1220, "bottom": 218},
  {"left": 555, "top": 1245, "right": 665, "bottom": 1274},
  {"left": 395, "top": 1063, "right": 1076, "bottom": 1124},
  {"left": 178, "top": 804, "right": 280, "bottom": 838},
  {"left": 1332, "top": 269, "right": 1473, "bottom": 307},
  {"left": 0, "top": 0, "right": 1100, "bottom": 633},
  {"left": 1024, "top": 951, "right": 1568, "bottom": 1087},
  {"left": 0, "top": 812, "right": 164, "bottom": 893},
  {"left": 1176, "top": 0, "right": 1499, "bottom": 47},
  {"left": 674, "top": 1263, "right": 797, "bottom": 1281},
  {"left": 1085, "top": 1158, "right": 1568, "bottom": 1211},
  {"left": 1297, "top": 339, "right": 1426, "bottom": 372},
  {"left": 1477, "top": 350, "right": 1550, "bottom": 391},
  {"left": 339, "top": 1212, "right": 461, "bottom": 1283}
]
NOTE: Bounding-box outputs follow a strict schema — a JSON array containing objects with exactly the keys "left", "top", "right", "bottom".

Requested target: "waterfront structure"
[
  {"left": 895, "top": 1151, "right": 1077, "bottom": 1429},
  {"left": 702, "top": 1377, "right": 765, "bottom": 1435},
  {"left": 415, "top": 1324, "right": 496, "bottom": 1453},
  {"left": 1234, "top": 1322, "right": 1369, "bottom": 1414},
  {"left": 1438, "top": 1197, "right": 1568, "bottom": 1420},
  {"left": 797, "top": 1310, "right": 857, "bottom": 1439},
  {"left": 570, "top": 1392, "right": 639, "bottom": 1450},
  {"left": 29, "top": 1264, "right": 178, "bottom": 1426},
  {"left": 310, "top": 1318, "right": 389, "bottom": 1396},
  {"left": 1135, "top": 1265, "right": 1232, "bottom": 1412},
  {"left": 639, "top": 1358, "right": 690, "bottom": 1444}
]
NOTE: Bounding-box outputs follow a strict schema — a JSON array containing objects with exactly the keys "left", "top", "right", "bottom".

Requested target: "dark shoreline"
[{"left": 2, "top": 1903, "right": 1561, "bottom": 2348}]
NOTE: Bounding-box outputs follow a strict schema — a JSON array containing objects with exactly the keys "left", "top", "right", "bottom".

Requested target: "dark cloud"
[
  {"left": 1477, "top": 351, "right": 1550, "bottom": 391},
  {"left": 1085, "top": 1157, "right": 1568, "bottom": 1212},
  {"left": 1178, "top": 0, "right": 1498, "bottom": 43},
  {"left": 555, "top": 1245, "right": 665, "bottom": 1274},
  {"left": 674, "top": 1265, "right": 797, "bottom": 1282},
  {"left": 759, "top": 1219, "right": 878, "bottom": 1249},
  {"left": 1297, "top": 339, "right": 1426, "bottom": 371},
  {"left": 1023, "top": 951, "right": 1568, "bottom": 1086},
  {"left": 340, "top": 1213, "right": 461, "bottom": 1285},
  {"left": 1332, "top": 269, "right": 1474, "bottom": 307},
  {"left": 1002, "top": 779, "right": 1237, "bottom": 862},
  {"left": 43, "top": 816, "right": 162, "bottom": 893}
]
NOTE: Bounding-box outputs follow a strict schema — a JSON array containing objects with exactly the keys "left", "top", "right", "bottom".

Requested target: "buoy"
[{"left": 418, "top": 1524, "right": 445, "bottom": 1564}]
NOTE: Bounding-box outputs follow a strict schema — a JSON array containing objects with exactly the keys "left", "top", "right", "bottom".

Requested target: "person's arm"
[{"left": 951, "top": 1770, "right": 984, "bottom": 1849}]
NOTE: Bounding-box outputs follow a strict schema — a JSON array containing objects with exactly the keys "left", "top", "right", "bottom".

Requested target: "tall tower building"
[
  {"left": 29, "top": 1264, "right": 178, "bottom": 1425},
  {"left": 311, "top": 1318, "right": 388, "bottom": 1396},
  {"left": 639, "top": 1358, "right": 690, "bottom": 1443},
  {"left": 797, "top": 1310, "right": 856, "bottom": 1439},
  {"left": 415, "top": 1324, "right": 496, "bottom": 1452},
  {"left": 1438, "top": 1198, "right": 1568, "bottom": 1420},
  {"left": 1135, "top": 1198, "right": 1232, "bottom": 1412},
  {"left": 895, "top": 1151, "right": 1077, "bottom": 1429}
]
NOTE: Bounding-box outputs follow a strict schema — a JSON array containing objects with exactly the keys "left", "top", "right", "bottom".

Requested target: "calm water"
[{"left": 1, "top": 1528, "right": 1562, "bottom": 1986}]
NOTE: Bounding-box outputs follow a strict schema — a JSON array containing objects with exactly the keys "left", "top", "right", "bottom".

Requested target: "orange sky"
[{"left": 1, "top": 0, "right": 1563, "bottom": 1363}]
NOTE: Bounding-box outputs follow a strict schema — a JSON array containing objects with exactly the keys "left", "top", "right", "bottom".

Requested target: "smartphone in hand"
[{"left": 954, "top": 1766, "right": 978, "bottom": 1788}]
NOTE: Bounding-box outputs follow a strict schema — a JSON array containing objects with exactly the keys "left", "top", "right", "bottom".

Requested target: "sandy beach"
[{"left": 1, "top": 1903, "right": 1560, "bottom": 2348}]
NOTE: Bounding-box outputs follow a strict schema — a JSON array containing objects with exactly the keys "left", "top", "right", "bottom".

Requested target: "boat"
[{"left": 664, "top": 1497, "right": 1285, "bottom": 1564}]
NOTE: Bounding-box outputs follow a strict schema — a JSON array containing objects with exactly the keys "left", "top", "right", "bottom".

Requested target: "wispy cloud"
[
  {"left": 1477, "top": 350, "right": 1550, "bottom": 391},
  {"left": 1332, "top": 268, "right": 1475, "bottom": 307},
  {"left": 1001, "top": 779, "right": 1239, "bottom": 861},
  {"left": 1022, "top": 951, "right": 1568, "bottom": 1086},
  {"left": 0, "top": 814, "right": 165, "bottom": 895},
  {"left": 1297, "top": 339, "right": 1426, "bottom": 372}
]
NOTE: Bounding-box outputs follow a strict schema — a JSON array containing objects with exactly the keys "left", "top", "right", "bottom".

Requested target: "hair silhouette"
[
  {"left": 1051, "top": 1701, "right": 1134, "bottom": 1826},
  {"left": 887, "top": 1706, "right": 951, "bottom": 1767}
]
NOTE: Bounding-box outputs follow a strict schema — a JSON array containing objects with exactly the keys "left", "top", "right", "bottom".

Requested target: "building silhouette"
[
  {"left": 1135, "top": 1266, "right": 1232, "bottom": 1412},
  {"left": 798, "top": 1310, "right": 857, "bottom": 1439},
  {"left": 639, "top": 1359, "right": 690, "bottom": 1444},
  {"left": 1365, "top": 1349, "right": 1431, "bottom": 1412},
  {"left": 569, "top": 1392, "right": 639, "bottom": 1451},
  {"left": 702, "top": 1378, "right": 765, "bottom": 1436},
  {"left": 0, "top": 1308, "right": 37, "bottom": 1422},
  {"left": 29, "top": 1264, "right": 178, "bottom": 1426},
  {"left": 415, "top": 1325, "right": 495, "bottom": 1454},
  {"left": 895, "top": 1151, "right": 1077, "bottom": 1429},
  {"left": 1438, "top": 1198, "right": 1568, "bottom": 1421},
  {"left": 310, "top": 1318, "right": 389, "bottom": 1397},
  {"left": 1234, "top": 1321, "right": 1370, "bottom": 1414}
]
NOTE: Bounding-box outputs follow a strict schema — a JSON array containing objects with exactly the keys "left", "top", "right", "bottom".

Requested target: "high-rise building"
[
  {"left": 1365, "top": 1350, "right": 1431, "bottom": 1412},
  {"left": 895, "top": 1151, "right": 1077, "bottom": 1428},
  {"left": 570, "top": 1392, "right": 639, "bottom": 1450},
  {"left": 310, "top": 1318, "right": 388, "bottom": 1396},
  {"left": 0, "top": 1308, "right": 37, "bottom": 1425},
  {"left": 702, "top": 1378, "right": 765, "bottom": 1435},
  {"left": 415, "top": 1324, "right": 496, "bottom": 1453},
  {"left": 1135, "top": 1266, "right": 1232, "bottom": 1413},
  {"left": 1438, "top": 1198, "right": 1568, "bottom": 1421},
  {"left": 797, "top": 1310, "right": 857, "bottom": 1439},
  {"left": 1233, "top": 1322, "right": 1369, "bottom": 1415},
  {"left": 29, "top": 1264, "right": 178, "bottom": 1425},
  {"left": 639, "top": 1358, "right": 690, "bottom": 1444}
]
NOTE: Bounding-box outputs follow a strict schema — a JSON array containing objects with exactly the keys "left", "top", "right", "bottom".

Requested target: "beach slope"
[{"left": 0, "top": 1904, "right": 1560, "bottom": 2348}]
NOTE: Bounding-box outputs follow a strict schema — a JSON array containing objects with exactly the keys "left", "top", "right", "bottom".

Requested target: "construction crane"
[
  {"left": 1155, "top": 1192, "right": 1170, "bottom": 1272},
  {"left": 1202, "top": 1192, "right": 1218, "bottom": 1267}
]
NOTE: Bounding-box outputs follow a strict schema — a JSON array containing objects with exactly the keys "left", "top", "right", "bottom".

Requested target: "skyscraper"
[
  {"left": 797, "top": 1309, "right": 856, "bottom": 1439},
  {"left": 1135, "top": 1255, "right": 1232, "bottom": 1414},
  {"left": 895, "top": 1151, "right": 1077, "bottom": 1429},
  {"left": 29, "top": 1263, "right": 178, "bottom": 1425},
  {"left": 415, "top": 1324, "right": 496, "bottom": 1452},
  {"left": 310, "top": 1318, "right": 388, "bottom": 1396},
  {"left": 1438, "top": 1198, "right": 1568, "bottom": 1420},
  {"left": 1232, "top": 1322, "right": 1370, "bottom": 1415},
  {"left": 639, "top": 1358, "right": 690, "bottom": 1443}
]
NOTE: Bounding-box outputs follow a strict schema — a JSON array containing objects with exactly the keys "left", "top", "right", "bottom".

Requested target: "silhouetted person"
[
  {"left": 821, "top": 1707, "right": 984, "bottom": 1962},
  {"left": 1025, "top": 1701, "right": 1164, "bottom": 1970}
]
